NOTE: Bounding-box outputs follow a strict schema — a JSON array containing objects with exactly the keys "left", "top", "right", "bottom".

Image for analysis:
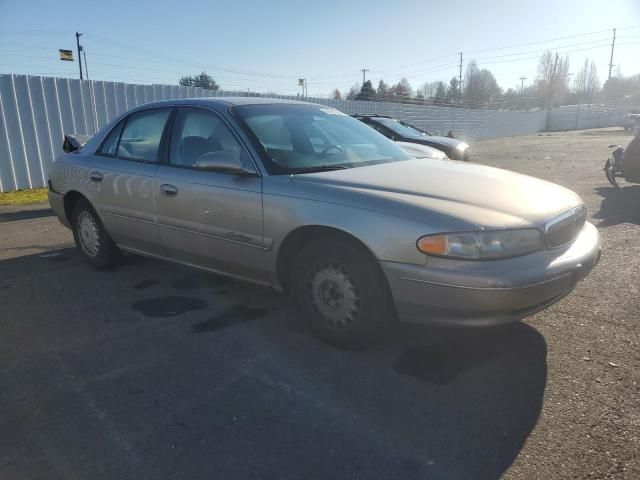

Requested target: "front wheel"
[
  {"left": 72, "top": 198, "right": 120, "bottom": 269},
  {"left": 291, "top": 239, "right": 394, "bottom": 349}
]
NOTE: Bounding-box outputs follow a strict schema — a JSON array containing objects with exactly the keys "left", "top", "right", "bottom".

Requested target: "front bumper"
[{"left": 382, "top": 221, "right": 601, "bottom": 326}]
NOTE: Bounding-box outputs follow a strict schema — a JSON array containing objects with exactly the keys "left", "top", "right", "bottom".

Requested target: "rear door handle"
[
  {"left": 160, "top": 184, "right": 178, "bottom": 197},
  {"left": 90, "top": 171, "right": 103, "bottom": 182}
]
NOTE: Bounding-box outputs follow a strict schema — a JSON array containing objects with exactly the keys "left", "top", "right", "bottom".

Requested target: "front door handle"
[
  {"left": 160, "top": 184, "right": 178, "bottom": 197},
  {"left": 90, "top": 171, "right": 103, "bottom": 182}
]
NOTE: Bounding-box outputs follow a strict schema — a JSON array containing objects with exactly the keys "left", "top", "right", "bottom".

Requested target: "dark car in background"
[
  {"left": 353, "top": 114, "right": 470, "bottom": 161},
  {"left": 395, "top": 141, "right": 448, "bottom": 159}
]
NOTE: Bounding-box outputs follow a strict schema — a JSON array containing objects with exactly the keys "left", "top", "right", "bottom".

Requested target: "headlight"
[
  {"left": 417, "top": 229, "right": 543, "bottom": 259},
  {"left": 455, "top": 142, "right": 469, "bottom": 151}
]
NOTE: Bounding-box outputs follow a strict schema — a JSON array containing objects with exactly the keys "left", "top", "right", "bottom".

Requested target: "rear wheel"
[
  {"left": 291, "top": 239, "right": 394, "bottom": 348},
  {"left": 71, "top": 198, "right": 120, "bottom": 269}
]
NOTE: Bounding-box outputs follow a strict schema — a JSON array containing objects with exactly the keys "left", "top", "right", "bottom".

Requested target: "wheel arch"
[
  {"left": 276, "top": 225, "right": 383, "bottom": 293},
  {"left": 63, "top": 190, "right": 93, "bottom": 224}
]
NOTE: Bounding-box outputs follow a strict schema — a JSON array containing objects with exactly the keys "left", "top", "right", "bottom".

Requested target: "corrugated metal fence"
[
  {"left": 546, "top": 104, "right": 626, "bottom": 131},
  {"left": 0, "top": 73, "right": 624, "bottom": 192}
]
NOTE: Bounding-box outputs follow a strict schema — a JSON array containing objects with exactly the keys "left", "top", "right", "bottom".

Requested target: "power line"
[
  {"left": 474, "top": 43, "right": 614, "bottom": 67},
  {"left": 370, "top": 53, "right": 457, "bottom": 74},
  {"left": 82, "top": 32, "right": 299, "bottom": 80},
  {"left": 462, "top": 28, "right": 613, "bottom": 54},
  {"left": 3, "top": 23, "right": 639, "bottom": 96},
  {"left": 471, "top": 38, "right": 613, "bottom": 61}
]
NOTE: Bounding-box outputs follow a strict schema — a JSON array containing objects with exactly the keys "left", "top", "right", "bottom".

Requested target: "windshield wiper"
[{"left": 288, "top": 164, "right": 350, "bottom": 174}]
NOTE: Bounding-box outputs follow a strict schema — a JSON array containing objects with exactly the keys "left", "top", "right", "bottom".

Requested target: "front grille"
[{"left": 545, "top": 205, "right": 587, "bottom": 248}]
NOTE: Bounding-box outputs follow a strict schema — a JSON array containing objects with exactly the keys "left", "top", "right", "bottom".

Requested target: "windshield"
[
  {"left": 374, "top": 117, "right": 430, "bottom": 138},
  {"left": 232, "top": 104, "right": 411, "bottom": 174}
]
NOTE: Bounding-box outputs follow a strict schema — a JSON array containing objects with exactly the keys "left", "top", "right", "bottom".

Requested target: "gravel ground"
[
  {"left": 473, "top": 127, "right": 640, "bottom": 479},
  {"left": 0, "top": 128, "right": 638, "bottom": 479}
]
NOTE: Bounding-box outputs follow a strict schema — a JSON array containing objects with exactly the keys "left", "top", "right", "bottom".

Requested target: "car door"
[
  {"left": 155, "top": 106, "right": 266, "bottom": 280},
  {"left": 90, "top": 107, "right": 172, "bottom": 254}
]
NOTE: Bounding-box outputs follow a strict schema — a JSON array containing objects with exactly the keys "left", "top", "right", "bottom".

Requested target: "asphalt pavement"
[{"left": 1, "top": 128, "right": 638, "bottom": 479}]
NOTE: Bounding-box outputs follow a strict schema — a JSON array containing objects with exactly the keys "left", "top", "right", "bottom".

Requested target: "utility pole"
[
  {"left": 360, "top": 67, "right": 370, "bottom": 85},
  {"left": 519, "top": 76, "right": 527, "bottom": 96},
  {"left": 298, "top": 78, "right": 307, "bottom": 97},
  {"left": 458, "top": 52, "right": 463, "bottom": 99},
  {"left": 608, "top": 28, "right": 616, "bottom": 80},
  {"left": 75, "top": 32, "right": 83, "bottom": 80},
  {"left": 83, "top": 49, "right": 90, "bottom": 81}
]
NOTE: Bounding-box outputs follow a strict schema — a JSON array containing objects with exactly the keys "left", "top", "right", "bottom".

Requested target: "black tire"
[
  {"left": 71, "top": 198, "right": 120, "bottom": 269},
  {"left": 291, "top": 238, "right": 394, "bottom": 349}
]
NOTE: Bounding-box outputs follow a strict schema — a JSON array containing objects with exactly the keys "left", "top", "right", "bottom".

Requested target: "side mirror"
[
  {"left": 63, "top": 133, "right": 92, "bottom": 153},
  {"left": 194, "top": 151, "right": 254, "bottom": 175}
]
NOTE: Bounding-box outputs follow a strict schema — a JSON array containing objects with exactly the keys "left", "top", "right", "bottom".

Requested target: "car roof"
[{"left": 136, "top": 96, "right": 320, "bottom": 110}]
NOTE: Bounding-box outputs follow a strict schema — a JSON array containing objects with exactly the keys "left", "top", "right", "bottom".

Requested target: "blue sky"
[{"left": 1, "top": 0, "right": 639, "bottom": 96}]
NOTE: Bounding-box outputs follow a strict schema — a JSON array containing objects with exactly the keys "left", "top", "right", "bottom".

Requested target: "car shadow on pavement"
[
  {"left": 0, "top": 207, "right": 53, "bottom": 223},
  {"left": 0, "top": 248, "right": 547, "bottom": 480},
  {"left": 593, "top": 185, "right": 640, "bottom": 226},
  {"left": 384, "top": 322, "right": 547, "bottom": 477}
]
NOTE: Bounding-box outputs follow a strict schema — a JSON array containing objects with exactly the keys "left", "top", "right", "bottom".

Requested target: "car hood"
[
  {"left": 410, "top": 135, "right": 467, "bottom": 150},
  {"left": 291, "top": 158, "right": 583, "bottom": 229},
  {"left": 395, "top": 141, "right": 448, "bottom": 159}
]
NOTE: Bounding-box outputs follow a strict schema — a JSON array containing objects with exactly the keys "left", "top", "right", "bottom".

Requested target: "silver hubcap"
[
  {"left": 306, "top": 263, "right": 360, "bottom": 329},
  {"left": 77, "top": 211, "right": 100, "bottom": 257}
]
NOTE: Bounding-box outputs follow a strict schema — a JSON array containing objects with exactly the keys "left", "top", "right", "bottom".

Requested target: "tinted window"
[
  {"left": 374, "top": 117, "right": 426, "bottom": 139},
  {"left": 364, "top": 121, "right": 389, "bottom": 137},
  {"left": 233, "top": 104, "right": 409, "bottom": 175},
  {"left": 169, "top": 107, "right": 243, "bottom": 167},
  {"left": 118, "top": 108, "right": 171, "bottom": 162},
  {"left": 98, "top": 120, "right": 124, "bottom": 156}
]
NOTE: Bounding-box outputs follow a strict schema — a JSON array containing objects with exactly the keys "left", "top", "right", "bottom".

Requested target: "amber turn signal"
[{"left": 417, "top": 235, "right": 447, "bottom": 255}]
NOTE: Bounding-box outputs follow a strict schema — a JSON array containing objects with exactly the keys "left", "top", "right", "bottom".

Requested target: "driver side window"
[{"left": 169, "top": 107, "right": 243, "bottom": 168}]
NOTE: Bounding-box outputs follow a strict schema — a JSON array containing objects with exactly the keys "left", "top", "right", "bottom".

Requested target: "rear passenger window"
[
  {"left": 118, "top": 109, "right": 171, "bottom": 162},
  {"left": 98, "top": 120, "right": 124, "bottom": 156}
]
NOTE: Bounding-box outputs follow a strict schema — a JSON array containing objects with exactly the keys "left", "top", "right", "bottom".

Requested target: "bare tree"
[
  {"left": 417, "top": 81, "right": 438, "bottom": 99},
  {"left": 536, "top": 51, "right": 570, "bottom": 107},
  {"left": 463, "top": 60, "right": 502, "bottom": 106},
  {"left": 346, "top": 83, "right": 361, "bottom": 100},
  {"left": 390, "top": 78, "right": 413, "bottom": 98},
  {"left": 388, "top": 78, "right": 413, "bottom": 102},
  {"left": 603, "top": 71, "right": 640, "bottom": 102},
  {"left": 573, "top": 59, "right": 600, "bottom": 102},
  {"left": 331, "top": 88, "right": 342, "bottom": 100}
]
